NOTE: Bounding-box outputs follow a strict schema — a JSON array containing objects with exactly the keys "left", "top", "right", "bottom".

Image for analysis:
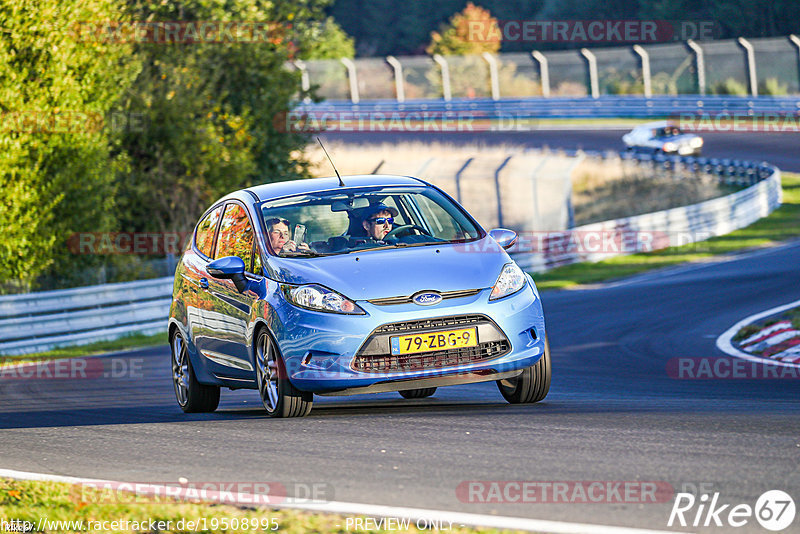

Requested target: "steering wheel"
[{"left": 384, "top": 224, "right": 432, "bottom": 240}]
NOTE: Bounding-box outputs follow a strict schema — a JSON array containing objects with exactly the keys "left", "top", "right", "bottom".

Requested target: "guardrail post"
[
  {"left": 340, "top": 58, "right": 360, "bottom": 104},
  {"left": 789, "top": 35, "right": 800, "bottom": 90},
  {"left": 632, "top": 45, "right": 652, "bottom": 98},
  {"left": 482, "top": 52, "right": 501, "bottom": 100},
  {"left": 495, "top": 157, "right": 513, "bottom": 227},
  {"left": 531, "top": 51, "right": 550, "bottom": 98},
  {"left": 385, "top": 56, "right": 405, "bottom": 103},
  {"left": 737, "top": 37, "right": 758, "bottom": 96},
  {"left": 580, "top": 48, "right": 599, "bottom": 98},
  {"left": 432, "top": 54, "right": 452, "bottom": 101},
  {"left": 686, "top": 40, "right": 706, "bottom": 95},
  {"left": 455, "top": 158, "right": 474, "bottom": 203},
  {"left": 293, "top": 60, "right": 311, "bottom": 102}
]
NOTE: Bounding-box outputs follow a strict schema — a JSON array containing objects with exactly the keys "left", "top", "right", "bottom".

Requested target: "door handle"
[{"left": 199, "top": 278, "right": 209, "bottom": 290}]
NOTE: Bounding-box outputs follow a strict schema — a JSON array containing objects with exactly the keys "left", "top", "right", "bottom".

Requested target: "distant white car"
[{"left": 622, "top": 121, "right": 703, "bottom": 156}]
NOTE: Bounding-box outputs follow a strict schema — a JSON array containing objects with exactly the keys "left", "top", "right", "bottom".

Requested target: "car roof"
[
  {"left": 245, "top": 174, "right": 428, "bottom": 202},
  {"left": 636, "top": 120, "right": 671, "bottom": 130}
]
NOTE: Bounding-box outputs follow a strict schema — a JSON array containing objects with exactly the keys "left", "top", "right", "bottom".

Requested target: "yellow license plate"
[{"left": 390, "top": 327, "right": 478, "bottom": 355}]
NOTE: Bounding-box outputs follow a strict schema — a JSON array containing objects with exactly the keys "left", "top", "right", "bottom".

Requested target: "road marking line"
[
  {"left": 0, "top": 468, "right": 689, "bottom": 534},
  {"left": 717, "top": 298, "right": 800, "bottom": 369}
]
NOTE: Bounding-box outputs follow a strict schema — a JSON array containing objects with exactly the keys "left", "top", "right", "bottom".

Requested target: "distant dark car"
[
  {"left": 623, "top": 121, "right": 703, "bottom": 156},
  {"left": 168, "top": 174, "right": 550, "bottom": 417}
]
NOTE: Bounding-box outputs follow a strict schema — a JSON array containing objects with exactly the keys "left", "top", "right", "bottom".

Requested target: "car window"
[
  {"left": 251, "top": 241, "right": 262, "bottom": 275},
  {"left": 413, "top": 194, "right": 461, "bottom": 241},
  {"left": 194, "top": 205, "right": 223, "bottom": 258},
  {"left": 215, "top": 203, "right": 256, "bottom": 271}
]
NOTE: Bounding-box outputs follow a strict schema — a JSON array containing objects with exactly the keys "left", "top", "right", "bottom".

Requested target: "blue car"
[{"left": 168, "top": 175, "right": 550, "bottom": 417}]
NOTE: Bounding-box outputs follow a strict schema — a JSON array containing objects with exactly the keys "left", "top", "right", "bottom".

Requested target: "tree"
[
  {"left": 0, "top": 0, "right": 139, "bottom": 292},
  {"left": 427, "top": 2, "right": 501, "bottom": 56},
  {"left": 116, "top": 0, "right": 332, "bottom": 235}
]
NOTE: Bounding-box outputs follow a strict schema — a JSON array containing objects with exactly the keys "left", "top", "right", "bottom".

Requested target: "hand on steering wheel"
[{"left": 384, "top": 224, "right": 431, "bottom": 240}]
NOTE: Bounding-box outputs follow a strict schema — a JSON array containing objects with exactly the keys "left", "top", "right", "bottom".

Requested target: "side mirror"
[
  {"left": 207, "top": 256, "right": 248, "bottom": 293},
  {"left": 488, "top": 228, "right": 518, "bottom": 250}
]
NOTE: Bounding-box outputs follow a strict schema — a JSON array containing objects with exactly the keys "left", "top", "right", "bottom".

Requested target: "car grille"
[
  {"left": 368, "top": 289, "right": 481, "bottom": 306},
  {"left": 373, "top": 314, "right": 487, "bottom": 334},
  {"left": 352, "top": 314, "right": 511, "bottom": 373},
  {"left": 352, "top": 340, "right": 510, "bottom": 373}
]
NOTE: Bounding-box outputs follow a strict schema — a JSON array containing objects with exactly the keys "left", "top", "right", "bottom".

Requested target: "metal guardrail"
[
  {"left": 0, "top": 277, "right": 173, "bottom": 355},
  {"left": 512, "top": 152, "right": 782, "bottom": 271},
  {"left": 295, "top": 95, "right": 800, "bottom": 120}
]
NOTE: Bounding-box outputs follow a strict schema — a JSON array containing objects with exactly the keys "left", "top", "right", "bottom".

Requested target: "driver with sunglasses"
[{"left": 360, "top": 203, "right": 399, "bottom": 244}]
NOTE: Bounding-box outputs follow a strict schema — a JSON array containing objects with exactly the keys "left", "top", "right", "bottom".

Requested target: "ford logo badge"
[{"left": 412, "top": 292, "right": 442, "bottom": 306}]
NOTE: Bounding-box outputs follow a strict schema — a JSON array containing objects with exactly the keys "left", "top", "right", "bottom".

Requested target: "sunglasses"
[{"left": 368, "top": 217, "right": 393, "bottom": 225}]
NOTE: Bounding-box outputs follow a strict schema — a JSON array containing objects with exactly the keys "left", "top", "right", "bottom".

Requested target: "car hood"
[
  {"left": 664, "top": 134, "right": 699, "bottom": 144},
  {"left": 265, "top": 238, "right": 510, "bottom": 300}
]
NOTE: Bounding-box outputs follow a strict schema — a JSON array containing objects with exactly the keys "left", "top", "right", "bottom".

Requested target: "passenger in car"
[{"left": 265, "top": 217, "right": 310, "bottom": 255}]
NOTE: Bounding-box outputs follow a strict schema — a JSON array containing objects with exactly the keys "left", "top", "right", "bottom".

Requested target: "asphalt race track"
[
  {"left": 320, "top": 129, "right": 800, "bottom": 173},
  {"left": 2, "top": 240, "right": 800, "bottom": 532}
]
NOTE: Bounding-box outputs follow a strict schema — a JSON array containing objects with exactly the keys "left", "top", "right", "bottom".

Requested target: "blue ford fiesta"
[{"left": 168, "top": 175, "right": 550, "bottom": 417}]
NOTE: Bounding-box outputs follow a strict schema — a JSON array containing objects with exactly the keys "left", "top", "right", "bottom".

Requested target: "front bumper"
[{"left": 270, "top": 278, "right": 546, "bottom": 393}]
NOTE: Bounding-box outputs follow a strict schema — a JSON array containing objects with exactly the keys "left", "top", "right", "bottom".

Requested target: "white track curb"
[
  {"left": 0, "top": 468, "right": 689, "bottom": 534},
  {"left": 716, "top": 298, "right": 800, "bottom": 369}
]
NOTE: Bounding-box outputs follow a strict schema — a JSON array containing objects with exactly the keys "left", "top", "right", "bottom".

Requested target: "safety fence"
[
  {"left": 294, "top": 36, "right": 800, "bottom": 102},
  {"left": 512, "top": 153, "right": 781, "bottom": 270}
]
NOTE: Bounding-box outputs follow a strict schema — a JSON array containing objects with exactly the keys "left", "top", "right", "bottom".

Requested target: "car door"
[
  {"left": 196, "top": 201, "right": 261, "bottom": 380},
  {"left": 186, "top": 204, "right": 224, "bottom": 356}
]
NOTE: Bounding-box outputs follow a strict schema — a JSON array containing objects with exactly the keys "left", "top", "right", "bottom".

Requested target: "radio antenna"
[{"left": 317, "top": 137, "right": 345, "bottom": 187}]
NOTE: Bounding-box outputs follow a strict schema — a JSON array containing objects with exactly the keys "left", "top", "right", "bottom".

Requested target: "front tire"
[
  {"left": 398, "top": 387, "right": 437, "bottom": 399},
  {"left": 255, "top": 329, "right": 312, "bottom": 418},
  {"left": 497, "top": 335, "right": 551, "bottom": 404},
  {"left": 171, "top": 329, "right": 220, "bottom": 413}
]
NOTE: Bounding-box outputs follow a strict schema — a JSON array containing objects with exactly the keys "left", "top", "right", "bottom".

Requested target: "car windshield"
[
  {"left": 260, "top": 185, "right": 482, "bottom": 257},
  {"left": 655, "top": 126, "right": 682, "bottom": 137}
]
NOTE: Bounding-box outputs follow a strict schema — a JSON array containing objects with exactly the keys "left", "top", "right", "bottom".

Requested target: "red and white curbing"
[{"left": 717, "top": 299, "right": 800, "bottom": 368}]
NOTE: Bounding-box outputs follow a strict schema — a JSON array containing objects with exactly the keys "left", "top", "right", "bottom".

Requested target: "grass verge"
[
  {"left": 0, "top": 332, "right": 166, "bottom": 367},
  {"left": 0, "top": 478, "right": 519, "bottom": 534},
  {"left": 533, "top": 172, "right": 800, "bottom": 290}
]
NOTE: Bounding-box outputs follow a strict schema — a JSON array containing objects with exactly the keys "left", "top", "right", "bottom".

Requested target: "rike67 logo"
[{"left": 669, "top": 490, "right": 796, "bottom": 531}]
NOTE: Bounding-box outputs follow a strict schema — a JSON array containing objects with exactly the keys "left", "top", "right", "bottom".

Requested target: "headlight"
[
  {"left": 280, "top": 283, "right": 365, "bottom": 314},
  {"left": 490, "top": 263, "right": 528, "bottom": 301},
  {"left": 690, "top": 137, "right": 703, "bottom": 147},
  {"left": 662, "top": 142, "right": 678, "bottom": 152}
]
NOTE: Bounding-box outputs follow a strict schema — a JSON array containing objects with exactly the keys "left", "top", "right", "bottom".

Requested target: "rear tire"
[
  {"left": 497, "top": 335, "right": 551, "bottom": 404},
  {"left": 171, "top": 329, "right": 220, "bottom": 413},
  {"left": 398, "top": 387, "right": 437, "bottom": 399},
  {"left": 255, "top": 328, "right": 312, "bottom": 418}
]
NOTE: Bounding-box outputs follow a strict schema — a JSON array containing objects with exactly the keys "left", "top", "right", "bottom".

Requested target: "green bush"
[
  {"left": 710, "top": 77, "right": 749, "bottom": 96},
  {"left": 759, "top": 77, "right": 789, "bottom": 96}
]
